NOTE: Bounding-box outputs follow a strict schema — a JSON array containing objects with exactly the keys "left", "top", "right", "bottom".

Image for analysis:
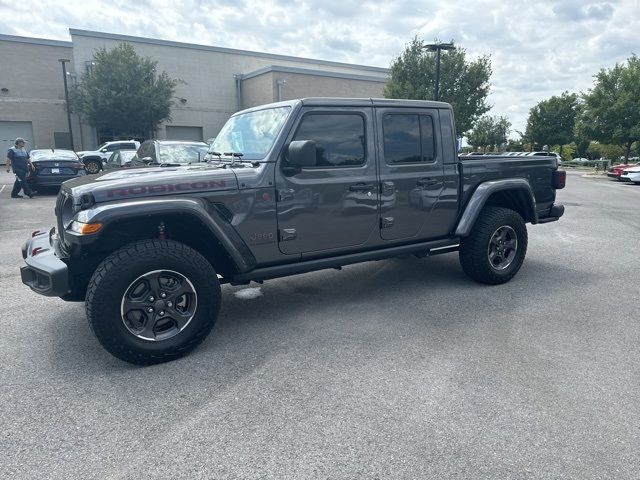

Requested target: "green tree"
[
  {"left": 577, "top": 55, "right": 640, "bottom": 162},
  {"left": 384, "top": 37, "right": 492, "bottom": 136},
  {"left": 70, "top": 43, "right": 177, "bottom": 139},
  {"left": 466, "top": 115, "right": 511, "bottom": 151},
  {"left": 597, "top": 143, "right": 625, "bottom": 161},
  {"left": 506, "top": 138, "right": 524, "bottom": 151},
  {"left": 524, "top": 92, "right": 579, "bottom": 155}
]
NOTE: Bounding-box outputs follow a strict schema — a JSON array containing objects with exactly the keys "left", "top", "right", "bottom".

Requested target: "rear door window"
[{"left": 383, "top": 113, "right": 436, "bottom": 164}]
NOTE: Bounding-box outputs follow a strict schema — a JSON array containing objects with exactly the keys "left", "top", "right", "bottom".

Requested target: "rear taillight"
[
  {"left": 553, "top": 170, "right": 566, "bottom": 189},
  {"left": 72, "top": 163, "right": 85, "bottom": 169}
]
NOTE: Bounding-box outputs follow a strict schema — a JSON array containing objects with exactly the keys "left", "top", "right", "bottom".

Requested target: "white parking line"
[{"left": 0, "top": 185, "right": 5, "bottom": 193}]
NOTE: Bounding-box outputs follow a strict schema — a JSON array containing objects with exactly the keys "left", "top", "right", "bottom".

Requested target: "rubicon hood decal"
[
  {"left": 106, "top": 179, "right": 230, "bottom": 198},
  {"left": 63, "top": 165, "right": 239, "bottom": 202}
]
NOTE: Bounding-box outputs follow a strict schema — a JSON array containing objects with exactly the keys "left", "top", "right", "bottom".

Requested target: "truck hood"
[{"left": 62, "top": 164, "right": 239, "bottom": 203}]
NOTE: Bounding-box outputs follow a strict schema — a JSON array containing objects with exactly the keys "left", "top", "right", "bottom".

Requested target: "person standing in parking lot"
[{"left": 5, "top": 137, "right": 34, "bottom": 198}]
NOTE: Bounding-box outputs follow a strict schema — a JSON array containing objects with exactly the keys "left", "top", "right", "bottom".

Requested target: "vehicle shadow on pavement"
[{"left": 44, "top": 253, "right": 584, "bottom": 380}]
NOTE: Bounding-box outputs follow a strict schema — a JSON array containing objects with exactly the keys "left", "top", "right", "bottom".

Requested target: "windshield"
[
  {"left": 119, "top": 150, "right": 137, "bottom": 164},
  {"left": 210, "top": 106, "right": 291, "bottom": 160},
  {"left": 157, "top": 143, "right": 209, "bottom": 164},
  {"left": 31, "top": 150, "right": 78, "bottom": 160}
]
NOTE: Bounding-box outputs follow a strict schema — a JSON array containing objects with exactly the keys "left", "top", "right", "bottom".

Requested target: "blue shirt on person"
[{"left": 7, "top": 147, "right": 30, "bottom": 173}]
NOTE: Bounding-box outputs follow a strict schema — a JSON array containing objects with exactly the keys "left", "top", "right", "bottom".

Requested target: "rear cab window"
[{"left": 383, "top": 114, "right": 436, "bottom": 164}]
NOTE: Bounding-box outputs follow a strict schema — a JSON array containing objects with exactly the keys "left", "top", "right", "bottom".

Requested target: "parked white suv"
[{"left": 77, "top": 140, "right": 140, "bottom": 174}]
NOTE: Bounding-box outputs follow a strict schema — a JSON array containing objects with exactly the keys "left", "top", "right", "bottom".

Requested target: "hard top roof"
[{"left": 235, "top": 98, "right": 451, "bottom": 116}]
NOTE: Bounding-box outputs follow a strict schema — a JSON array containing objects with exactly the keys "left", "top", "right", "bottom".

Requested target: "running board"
[{"left": 228, "top": 238, "right": 460, "bottom": 285}]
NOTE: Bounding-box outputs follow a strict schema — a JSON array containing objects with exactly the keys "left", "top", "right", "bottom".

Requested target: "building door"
[
  {"left": 275, "top": 108, "right": 379, "bottom": 255},
  {"left": 1, "top": 121, "right": 33, "bottom": 163},
  {"left": 165, "top": 126, "right": 204, "bottom": 141}
]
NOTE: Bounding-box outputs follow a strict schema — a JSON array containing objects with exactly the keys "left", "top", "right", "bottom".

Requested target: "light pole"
[
  {"left": 58, "top": 59, "right": 74, "bottom": 149},
  {"left": 422, "top": 42, "right": 455, "bottom": 101}
]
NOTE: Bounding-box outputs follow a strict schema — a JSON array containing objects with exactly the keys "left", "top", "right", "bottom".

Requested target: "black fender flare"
[
  {"left": 455, "top": 179, "right": 537, "bottom": 237},
  {"left": 73, "top": 197, "right": 256, "bottom": 273}
]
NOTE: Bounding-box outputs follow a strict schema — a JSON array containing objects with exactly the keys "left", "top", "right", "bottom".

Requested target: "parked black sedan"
[{"left": 26, "top": 149, "right": 86, "bottom": 190}]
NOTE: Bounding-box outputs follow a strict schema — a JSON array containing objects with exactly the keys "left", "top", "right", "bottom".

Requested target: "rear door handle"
[
  {"left": 349, "top": 183, "right": 375, "bottom": 192},
  {"left": 417, "top": 178, "right": 439, "bottom": 187}
]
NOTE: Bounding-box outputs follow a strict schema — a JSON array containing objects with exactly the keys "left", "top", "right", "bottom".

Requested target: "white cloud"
[{"left": 2, "top": 0, "right": 638, "bottom": 134}]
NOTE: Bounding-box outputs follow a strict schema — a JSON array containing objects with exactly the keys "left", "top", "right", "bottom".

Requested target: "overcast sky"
[{"left": 1, "top": 0, "right": 638, "bottom": 135}]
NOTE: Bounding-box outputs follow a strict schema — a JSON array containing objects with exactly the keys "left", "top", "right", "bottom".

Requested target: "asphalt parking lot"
[{"left": 1, "top": 169, "right": 638, "bottom": 479}]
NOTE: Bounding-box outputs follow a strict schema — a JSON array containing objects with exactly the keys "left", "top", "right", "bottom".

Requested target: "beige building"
[
  {"left": 1, "top": 29, "right": 388, "bottom": 153},
  {"left": 0, "top": 34, "right": 81, "bottom": 155}
]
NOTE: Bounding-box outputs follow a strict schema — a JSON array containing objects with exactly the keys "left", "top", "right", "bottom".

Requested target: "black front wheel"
[
  {"left": 459, "top": 207, "right": 528, "bottom": 285},
  {"left": 86, "top": 240, "right": 221, "bottom": 364}
]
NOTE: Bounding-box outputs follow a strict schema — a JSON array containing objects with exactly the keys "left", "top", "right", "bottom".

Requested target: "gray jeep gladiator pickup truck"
[{"left": 21, "top": 98, "right": 566, "bottom": 364}]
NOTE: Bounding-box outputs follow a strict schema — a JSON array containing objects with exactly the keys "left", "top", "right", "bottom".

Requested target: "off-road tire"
[
  {"left": 86, "top": 239, "right": 221, "bottom": 365},
  {"left": 83, "top": 158, "right": 102, "bottom": 174},
  {"left": 459, "top": 206, "right": 528, "bottom": 285}
]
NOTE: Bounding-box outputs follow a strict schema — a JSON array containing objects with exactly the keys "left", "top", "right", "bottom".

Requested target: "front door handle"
[{"left": 349, "top": 183, "right": 375, "bottom": 192}]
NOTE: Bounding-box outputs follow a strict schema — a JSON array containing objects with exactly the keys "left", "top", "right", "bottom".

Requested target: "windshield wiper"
[
  {"left": 223, "top": 152, "right": 244, "bottom": 163},
  {"left": 223, "top": 152, "right": 262, "bottom": 167},
  {"left": 207, "top": 151, "right": 261, "bottom": 167}
]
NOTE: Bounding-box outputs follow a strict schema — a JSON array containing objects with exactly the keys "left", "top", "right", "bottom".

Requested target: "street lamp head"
[
  {"left": 58, "top": 58, "right": 70, "bottom": 63},
  {"left": 423, "top": 43, "right": 455, "bottom": 51}
]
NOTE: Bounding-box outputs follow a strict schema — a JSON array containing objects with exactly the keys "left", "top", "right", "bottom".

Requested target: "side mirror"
[
  {"left": 141, "top": 157, "right": 153, "bottom": 164},
  {"left": 287, "top": 140, "right": 316, "bottom": 168},
  {"left": 100, "top": 148, "right": 107, "bottom": 153}
]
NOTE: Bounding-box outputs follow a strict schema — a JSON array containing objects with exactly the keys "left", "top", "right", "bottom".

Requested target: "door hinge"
[
  {"left": 381, "top": 217, "right": 394, "bottom": 228},
  {"left": 279, "top": 228, "right": 297, "bottom": 241},
  {"left": 381, "top": 181, "right": 395, "bottom": 195},
  {"left": 278, "top": 189, "right": 295, "bottom": 202}
]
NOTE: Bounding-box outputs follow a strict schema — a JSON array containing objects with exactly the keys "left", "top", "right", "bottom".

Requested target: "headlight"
[{"left": 69, "top": 221, "right": 102, "bottom": 235}]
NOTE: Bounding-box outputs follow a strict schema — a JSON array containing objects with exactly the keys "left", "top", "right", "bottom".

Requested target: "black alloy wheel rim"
[
  {"left": 120, "top": 270, "right": 198, "bottom": 341},
  {"left": 487, "top": 225, "right": 518, "bottom": 271}
]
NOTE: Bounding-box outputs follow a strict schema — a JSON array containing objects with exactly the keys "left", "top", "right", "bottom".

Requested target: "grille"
[{"left": 55, "top": 191, "right": 74, "bottom": 245}]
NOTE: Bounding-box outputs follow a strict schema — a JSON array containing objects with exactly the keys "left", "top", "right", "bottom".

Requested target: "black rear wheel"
[
  {"left": 459, "top": 206, "right": 528, "bottom": 285},
  {"left": 84, "top": 158, "right": 102, "bottom": 174},
  {"left": 86, "top": 240, "right": 221, "bottom": 364}
]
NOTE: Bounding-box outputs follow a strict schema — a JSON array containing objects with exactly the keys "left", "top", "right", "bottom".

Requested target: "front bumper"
[{"left": 21, "top": 228, "right": 70, "bottom": 297}]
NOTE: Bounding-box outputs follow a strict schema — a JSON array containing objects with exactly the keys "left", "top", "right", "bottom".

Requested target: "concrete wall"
[
  {"left": 240, "top": 69, "right": 386, "bottom": 109},
  {"left": 242, "top": 72, "right": 276, "bottom": 109},
  {"left": 277, "top": 72, "right": 385, "bottom": 101},
  {"left": 70, "top": 30, "right": 388, "bottom": 148},
  {"left": 2, "top": 30, "right": 390, "bottom": 152},
  {"left": 0, "top": 35, "right": 80, "bottom": 150}
]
